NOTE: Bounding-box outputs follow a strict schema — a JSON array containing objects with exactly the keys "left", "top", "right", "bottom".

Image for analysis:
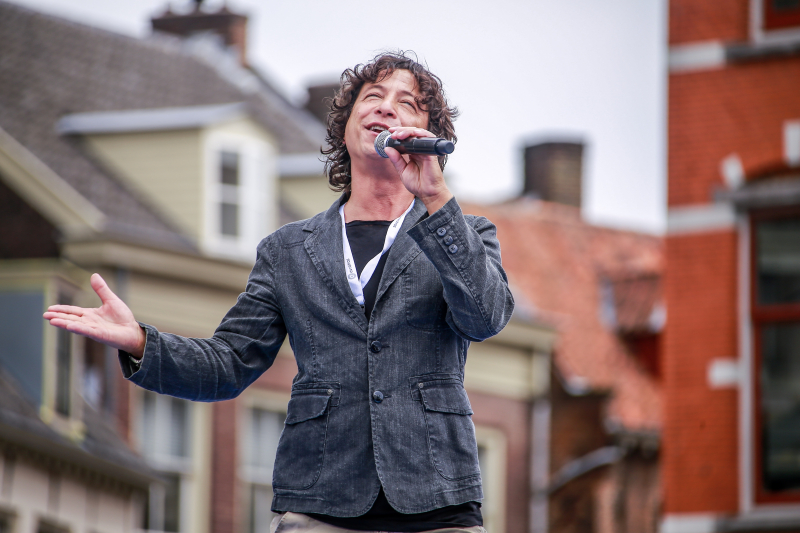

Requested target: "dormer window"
[
  {"left": 202, "top": 131, "right": 277, "bottom": 260},
  {"left": 763, "top": 0, "right": 800, "bottom": 31}
]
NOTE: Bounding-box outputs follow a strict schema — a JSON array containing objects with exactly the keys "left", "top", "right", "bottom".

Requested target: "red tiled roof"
[{"left": 463, "top": 198, "right": 664, "bottom": 432}]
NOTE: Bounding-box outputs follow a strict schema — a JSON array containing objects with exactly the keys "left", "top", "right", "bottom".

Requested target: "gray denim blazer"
[{"left": 122, "top": 196, "right": 514, "bottom": 517}]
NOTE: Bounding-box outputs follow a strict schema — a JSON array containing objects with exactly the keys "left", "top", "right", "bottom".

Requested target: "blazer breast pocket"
[{"left": 403, "top": 256, "right": 448, "bottom": 331}]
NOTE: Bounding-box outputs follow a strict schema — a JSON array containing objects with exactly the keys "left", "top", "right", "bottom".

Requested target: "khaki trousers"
[{"left": 269, "top": 512, "right": 488, "bottom": 533}]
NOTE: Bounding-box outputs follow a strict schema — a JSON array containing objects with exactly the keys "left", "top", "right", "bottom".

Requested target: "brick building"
[{"left": 663, "top": 0, "right": 800, "bottom": 531}]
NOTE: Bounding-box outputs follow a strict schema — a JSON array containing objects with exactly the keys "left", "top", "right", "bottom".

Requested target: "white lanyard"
[{"left": 339, "top": 200, "right": 415, "bottom": 305}]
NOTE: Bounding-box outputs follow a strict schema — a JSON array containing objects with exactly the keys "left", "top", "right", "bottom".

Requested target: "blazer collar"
[
  {"left": 374, "top": 199, "right": 427, "bottom": 304},
  {"left": 303, "top": 194, "right": 367, "bottom": 332},
  {"left": 302, "top": 195, "right": 428, "bottom": 331}
]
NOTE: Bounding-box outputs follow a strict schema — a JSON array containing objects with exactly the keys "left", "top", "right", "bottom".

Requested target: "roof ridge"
[{"left": 1, "top": 0, "right": 152, "bottom": 46}]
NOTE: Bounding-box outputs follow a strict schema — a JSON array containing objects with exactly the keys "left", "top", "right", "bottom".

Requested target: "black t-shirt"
[
  {"left": 306, "top": 219, "right": 482, "bottom": 532},
  {"left": 344, "top": 220, "right": 393, "bottom": 320}
]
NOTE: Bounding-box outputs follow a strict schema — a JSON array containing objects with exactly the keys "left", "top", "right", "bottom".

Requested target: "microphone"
[{"left": 374, "top": 130, "right": 455, "bottom": 158}]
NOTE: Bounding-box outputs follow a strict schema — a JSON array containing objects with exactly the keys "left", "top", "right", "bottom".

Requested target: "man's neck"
[{"left": 344, "top": 168, "right": 415, "bottom": 222}]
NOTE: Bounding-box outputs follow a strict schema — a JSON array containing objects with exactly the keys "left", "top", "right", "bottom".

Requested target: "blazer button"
[
  {"left": 444, "top": 235, "right": 454, "bottom": 245},
  {"left": 372, "top": 390, "right": 384, "bottom": 403},
  {"left": 448, "top": 244, "right": 459, "bottom": 254},
  {"left": 437, "top": 226, "right": 447, "bottom": 237},
  {"left": 370, "top": 340, "right": 382, "bottom": 353}
]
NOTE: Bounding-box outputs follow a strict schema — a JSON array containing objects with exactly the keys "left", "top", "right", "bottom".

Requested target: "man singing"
[{"left": 44, "top": 51, "right": 514, "bottom": 533}]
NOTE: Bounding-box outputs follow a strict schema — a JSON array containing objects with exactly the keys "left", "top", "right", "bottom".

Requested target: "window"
[
  {"left": 753, "top": 211, "right": 800, "bottom": 501},
  {"left": 219, "top": 150, "right": 241, "bottom": 238},
  {"left": 82, "top": 338, "right": 116, "bottom": 414},
  {"left": 203, "top": 132, "right": 276, "bottom": 259},
  {"left": 475, "top": 426, "right": 506, "bottom": 533},
  {"left": 54, "top": 293, "right": 74, "bottom": 418},
  {"left": 82, "top": 338, "right": 109, "bottom": 411},
  {"left": 54, "top": 327, "right": 71, "bottom": 417},
  {"left": 138, "top": 390, "right": 192, "bottom": 532},
  {"left": 241, "top": 407, "right": 285, "bottom": 533},
  {"left": 763, "top": 0, "right": 800, "bottom": 31},
  {"left": 0, "top": 289, "right": 45, "bottom": 405}
]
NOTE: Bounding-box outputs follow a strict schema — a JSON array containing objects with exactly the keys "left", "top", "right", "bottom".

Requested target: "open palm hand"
[{"left": 43, "top": 273, "right": 146, "bottom": 358}]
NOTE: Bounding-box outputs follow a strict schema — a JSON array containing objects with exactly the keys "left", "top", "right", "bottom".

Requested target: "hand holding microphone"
[
  {"left": 376, "top": 126, "right": 454, "bottom": 215},
  {"left": 374, "top": 129, "right": 455, "bottom": 158}
]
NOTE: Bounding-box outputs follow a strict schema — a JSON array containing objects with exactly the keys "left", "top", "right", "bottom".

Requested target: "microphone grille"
[{"left": 374, "top": 130, "right": 392, "bottom": 158}]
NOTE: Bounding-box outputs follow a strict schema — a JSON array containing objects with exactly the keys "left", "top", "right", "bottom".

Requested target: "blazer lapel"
[
  {"left": 374, "top": 198, "right": 427, "bottom": 304},
  {"left": 304, "top": 197, "right": 369, "bottom": 333}
]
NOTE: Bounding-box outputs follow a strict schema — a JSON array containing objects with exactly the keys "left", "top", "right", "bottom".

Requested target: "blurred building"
[
  {"left": 0, "top": 1, "right": 553, "bottom": 532},
  {"left": 464, "top": 140, "right": 665, "bottom": 533},
  {"left": 663, "top": 0, "right": 800, "bottom": 531}
]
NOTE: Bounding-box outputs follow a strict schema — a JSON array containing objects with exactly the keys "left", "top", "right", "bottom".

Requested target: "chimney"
[
  {"left": 305, "top": 82, "right": 340, "bottom": 125},
  {"left": 522, "top": 141, "right": 584, "bottom": 208},
  {"left": 151, "top": 1, "right": 249, "bottom": 66}
]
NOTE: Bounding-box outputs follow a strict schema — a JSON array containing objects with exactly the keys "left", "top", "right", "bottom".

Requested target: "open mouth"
[{"left": 366, "top": 123, "right": 389, "bottom": 134}]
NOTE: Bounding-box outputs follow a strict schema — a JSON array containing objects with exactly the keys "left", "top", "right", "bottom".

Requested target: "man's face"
[{"left": 343, "top": 69, "right": 429, "bottom": 162}]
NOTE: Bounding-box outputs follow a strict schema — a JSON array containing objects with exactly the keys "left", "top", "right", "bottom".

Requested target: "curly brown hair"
[{"left": 322, "top": 51, "right": 459, "bottom": 193}]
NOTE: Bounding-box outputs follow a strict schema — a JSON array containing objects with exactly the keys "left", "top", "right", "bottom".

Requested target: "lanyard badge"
[{"left": 339, "top": 200, "right": 415, "bottom": 305}]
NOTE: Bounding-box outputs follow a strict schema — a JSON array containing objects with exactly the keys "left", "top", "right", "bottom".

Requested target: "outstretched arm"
[{"left": 43, "top": 273, "right": 146, "bottom": 358}]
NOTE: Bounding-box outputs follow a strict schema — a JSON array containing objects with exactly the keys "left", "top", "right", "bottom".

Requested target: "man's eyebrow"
[
  {"left": 363, "top": 82, "right": 386, "bottom": 92},
  {"left": 363, "top": 83, "right": 419, "bottom": 100}
]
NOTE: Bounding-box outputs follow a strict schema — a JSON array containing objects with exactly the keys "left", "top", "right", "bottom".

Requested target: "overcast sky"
[{"left": 8, "top": 0, "right": 667, "bottom": 233}]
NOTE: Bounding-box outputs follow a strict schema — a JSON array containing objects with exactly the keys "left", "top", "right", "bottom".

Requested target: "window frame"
[
  {"left": 0, "top": 265, "right": 88, "bottom": 435},
  {"left": 202, "top": 131, "right": 276, "bottom": 260},
  {"left": 474, "top": 425, "right": 507, "bottom": 533},
  {"left": 762, "top": 0, "right": 800, "bottom": 31},
  {"left": 752, "top": 0, "right": 800, "bottom": 44},
  {"left": 218, "top": 149, "right": 242, "bottom": 238},
  {"left": 750, "top": 205, "right": 800, "bottom": 504},
  {"left": 136, "top": 390, "right": 196, "bottom": 533}
]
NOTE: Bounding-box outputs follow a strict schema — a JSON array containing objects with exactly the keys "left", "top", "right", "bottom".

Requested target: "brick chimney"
[
  {"left": 151, "top": 0, "right": 249, "bottom": 66},
  {"left": 522, "top": 141, "right": 584, "bottom": 208},
  {"left": 305, "top": 82, "right": 340, "bottom": 125}
]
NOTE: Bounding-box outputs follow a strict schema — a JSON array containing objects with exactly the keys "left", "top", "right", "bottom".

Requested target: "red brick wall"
[
  {"left": 212, "top": 398, "right": 239, "bottom": 533},
  {"left": 663, "top": 231, "right": 739, "bottom": 513},
  {"left": 668, "top": 57, "right": 800, "bottom": 207},
  {"left": 669, "top": 0, "right": 749, "bottom": 45},
  {"left": 469, "top": 390, "right": 532, "bottom": 533}
]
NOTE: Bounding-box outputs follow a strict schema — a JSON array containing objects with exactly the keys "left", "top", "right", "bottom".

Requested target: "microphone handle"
[{"left": 386, "top": 137, "right": 455, "bottom": 156}]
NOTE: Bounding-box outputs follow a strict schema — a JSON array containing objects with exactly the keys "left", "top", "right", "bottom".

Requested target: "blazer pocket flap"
[
  {"left": 285, "top": 392, "right": 332, "bottom": 425},
  {"left": 420, "top": 384, "right": 473, "bottom": 415}
]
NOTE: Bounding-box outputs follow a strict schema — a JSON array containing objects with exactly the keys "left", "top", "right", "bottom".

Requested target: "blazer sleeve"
[
  {"left": 119, "top": 235, "right": 287, "bottom": 401},
  {"left": 406, "top": 196, "right": 515, "bottom": 342}
]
